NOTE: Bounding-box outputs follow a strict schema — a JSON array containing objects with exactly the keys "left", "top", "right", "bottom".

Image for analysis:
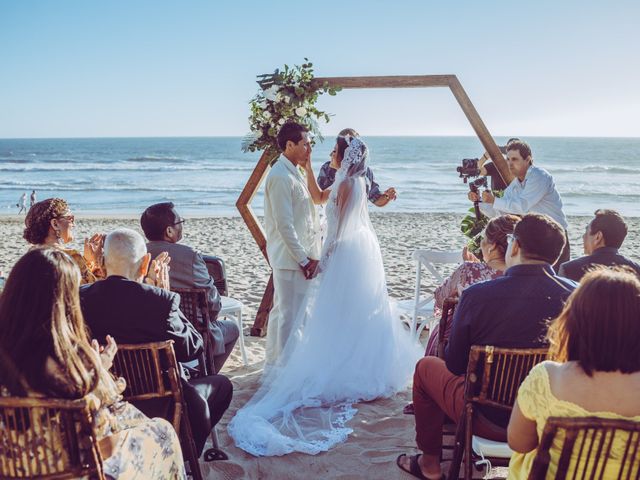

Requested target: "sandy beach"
[{"left": 1, "top": 212, "right": 639, "bottom": 479}]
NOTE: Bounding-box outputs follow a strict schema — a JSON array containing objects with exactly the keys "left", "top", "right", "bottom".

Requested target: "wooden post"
[{"left": 239, "top": 75, "right": 509, "bottom": 336}]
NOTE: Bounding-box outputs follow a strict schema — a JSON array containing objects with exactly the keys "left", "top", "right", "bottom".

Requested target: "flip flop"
[
  {"left": 203, "top": 447, "right": 228, "bottom": 462},
  {"left": 396, "top": 454, "right": 446, "bottom": 480}
]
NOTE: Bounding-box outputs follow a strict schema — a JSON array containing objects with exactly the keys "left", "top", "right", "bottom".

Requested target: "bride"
[{"left": 228, "top": 135, "right": 422, "bottom": 456}]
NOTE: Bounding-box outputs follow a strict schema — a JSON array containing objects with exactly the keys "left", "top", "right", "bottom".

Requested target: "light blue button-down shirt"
[{"left": 480, "top": 165, "right": 568, "bottom": 229}]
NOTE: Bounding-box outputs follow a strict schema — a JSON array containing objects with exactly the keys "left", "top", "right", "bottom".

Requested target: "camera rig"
[{"left": 457, "top": 158, "right": 488, "bottom": 220}]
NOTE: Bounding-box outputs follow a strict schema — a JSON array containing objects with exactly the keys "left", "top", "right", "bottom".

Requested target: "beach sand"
[{"left": 1, "top": 212, "right": 639, "bottom": 479}]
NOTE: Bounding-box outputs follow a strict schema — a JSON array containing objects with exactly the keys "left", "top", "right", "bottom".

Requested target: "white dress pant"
[{"left": 265, "top": 268, "right": 310, "bottom": 365}]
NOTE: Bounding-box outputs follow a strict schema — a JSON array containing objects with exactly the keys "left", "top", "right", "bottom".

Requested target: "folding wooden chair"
[
  {"left": 172, "top": 287, "right": 216, "bottom": 376},
  {"left": 528, "top": 416, "right": 640, "bottom": 479},
  {"left": 0, "top": 396, "right": 105, "bottom": 479},
  {"left": 449, "top": 345, "right": 548, "bottom": 479},
  {"left": 112, "top": 340, "right": 203, "bottom": 480}
]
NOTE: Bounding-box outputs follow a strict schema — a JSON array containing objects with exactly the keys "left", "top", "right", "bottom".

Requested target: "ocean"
[{"left": 1, "top": 136, "right": 639, "bottom": 217}]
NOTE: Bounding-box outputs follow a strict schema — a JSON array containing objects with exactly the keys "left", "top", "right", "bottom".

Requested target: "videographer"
[{"left": 468, "top": 139, "right": 570, "bottom": 271}]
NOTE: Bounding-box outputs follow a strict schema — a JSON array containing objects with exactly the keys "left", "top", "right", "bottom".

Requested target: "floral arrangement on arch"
[{"left": 242, "top": 59, "right": 340, "bottom": 154}]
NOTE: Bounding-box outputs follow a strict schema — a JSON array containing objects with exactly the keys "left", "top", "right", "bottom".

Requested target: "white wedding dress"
[{"left": 228, "top": 137, "right": 422, "bottom": 456}]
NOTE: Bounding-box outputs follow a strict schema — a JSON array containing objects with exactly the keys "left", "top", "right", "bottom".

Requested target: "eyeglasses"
[{"left": 172, "top": 218, "right": 185, "bottom": 226}]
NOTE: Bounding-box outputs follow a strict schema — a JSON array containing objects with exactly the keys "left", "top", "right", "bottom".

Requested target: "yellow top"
[{"left": 508, "top": 361, "right": 640, "bottom": 480}]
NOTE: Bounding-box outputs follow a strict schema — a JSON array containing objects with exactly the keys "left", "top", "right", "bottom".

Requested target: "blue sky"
[{"left": 1, "top": 0, "right": 638, "bottom": 138}]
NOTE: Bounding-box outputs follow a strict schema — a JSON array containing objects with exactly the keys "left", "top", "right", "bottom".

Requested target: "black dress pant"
[{"left": 181, "top": 374, "right": 233, "bottom": 456}]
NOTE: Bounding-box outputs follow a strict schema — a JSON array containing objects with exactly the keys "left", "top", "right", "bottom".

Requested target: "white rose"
[
  {"left": 295, "top": 107, "right": 307, "bottom": 117},
  {"left": 284, "top": 96, "right": 291, "bottom": 104},
  {"left": 278, "top": 118, "right": 286, "bottom": 125},
  {"left": 263, "top": 111, "right": 271, "bottom": 119}
]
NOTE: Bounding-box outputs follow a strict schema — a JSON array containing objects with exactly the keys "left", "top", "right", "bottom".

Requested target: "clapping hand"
[
  {"left": 83, "top": 233, "right": 105, "bottom": 266},
  {"left": 145, "top": 251, "right": 171, "bottom": 290},
  {"left": 91, "top": 335, "right": 118, "bottom": 370},
  {"left": 462, "top": 246, "right": 480, "bottom": 263},
  {"left": 375, "top": 187, "right": 397, "bottom": 207}
]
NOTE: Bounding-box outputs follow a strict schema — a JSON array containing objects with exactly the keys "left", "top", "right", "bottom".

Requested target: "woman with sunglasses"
[{"left": 23, "top": 198, "right": 105, "bottom": 284}]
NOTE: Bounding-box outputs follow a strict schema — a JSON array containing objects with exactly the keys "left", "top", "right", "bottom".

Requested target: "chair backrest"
[
  {"left": 529, "top": 416, "right": 640, "bottom": 480},
  {"left": 465, "top": 345, "right": 549, "bottom": 410},
  {"left": 172, "top": 287, "right": 211, "bottom": 330},
  {"left": 0, "top": 396, "right": 104, "bottom": 479},
  {"left": 171, "top": 287, "right": 214, "bottom": 376},
  {"left": 437, "top": 297, "right": 459, "bottom": 358},
  {"left": 412, "top": 249, "right": 461, "bottom": 285},
  {"left": 202, "top": 254, "right": 228, "bottom": 297},
  {"left": 111, "top": 340, "right": 183, "bottom": 430}
]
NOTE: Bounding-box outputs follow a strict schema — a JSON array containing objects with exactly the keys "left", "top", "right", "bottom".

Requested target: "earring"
[{"left": 54, "top": 229, "right": 62, "bottom": 241}]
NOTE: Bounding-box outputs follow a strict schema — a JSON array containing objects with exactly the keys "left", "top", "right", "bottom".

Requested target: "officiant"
[{"left": 317, "top": 128, "right": 397, "bottom": 207}]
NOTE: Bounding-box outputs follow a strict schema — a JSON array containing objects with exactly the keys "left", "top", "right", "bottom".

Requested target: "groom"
[{"left": 264, "top": 122, "right": 322, "bottom": 363}]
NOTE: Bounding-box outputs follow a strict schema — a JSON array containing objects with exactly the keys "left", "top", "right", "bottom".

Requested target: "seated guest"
[
  {"left": 23, "top": 198, "right": 105, "bottom": 284},
  {"left": 0, "top": 248, "right": 186, "bottom": 479},
  {"left": 559, "top": 209, "right": 640, "bottom": 282},
  {"left": 426, "top": 214, "right": 520, "bottom": 357},
  {"left": 141, "top": 202, "right": 239, "bottom": 373},
  {"left": 507, "top": 268, "right": 640, "bottom": 479},
  {"left": 397, "top": 214, "right": 577, "bottom": 480},
  {"left": 80, "top": 228, "right": 233, "bottom": 459}
]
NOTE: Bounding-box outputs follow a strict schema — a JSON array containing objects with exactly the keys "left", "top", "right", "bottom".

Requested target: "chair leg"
[
  {"left": 464, "top": 404, "right": 474, "bottom": 480},
  {"left": 180, "top": 410, "right": 203, "bottom": 480},
  {"left": 210, "top": 427, "right": 219, "bottom": 448},
  {"left": 235, "top": 310, "right": 248, "bottom": 366},
  {"left": 448, "top": 414, "right": 466, "bottom": 480}
]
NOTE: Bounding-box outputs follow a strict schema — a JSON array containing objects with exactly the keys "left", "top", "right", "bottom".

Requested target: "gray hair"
[{"left": 103, "top": 228, "right": 147, "bottom": 273}]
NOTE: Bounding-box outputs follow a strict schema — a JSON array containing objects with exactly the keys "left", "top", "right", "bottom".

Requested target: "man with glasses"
[
  {"left": 398, "top": 214, "right": 577, "bottom": 480},
  {"left": 141, "top": 202, "right": 239, "bottom": 373}
]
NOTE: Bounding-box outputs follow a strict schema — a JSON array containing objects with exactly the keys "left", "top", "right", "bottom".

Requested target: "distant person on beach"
[
  {"left": 559, "top": 209, "right": 640, "bottom": 281},
  {"left": 317, "top": 128, "right": 397, "bottom": 207},
  {"left": 30, "top": 190, "right": 36, "bottom": 207},
  {"left": 17, "top": 192, "right": 27, "bottom": 214},
  {"left": 476, "top": 137, "right": 520, "bottom": 191},
  {"left": 23, "top": 198, "right": 106, "bottom": 284},
  {"left": 469, "top": 139, "right": 570, "bottom": 271},
  {"left": 141, "top": 202, "right": 239, "bottom": 373}
]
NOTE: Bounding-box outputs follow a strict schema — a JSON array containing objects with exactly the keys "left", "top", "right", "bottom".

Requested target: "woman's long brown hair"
[
  {"left": 547, "top": 267, "right": 640, "bottom": 376},
  {"left": 0, "top": 247, "right": 99, "bottom": 398}
]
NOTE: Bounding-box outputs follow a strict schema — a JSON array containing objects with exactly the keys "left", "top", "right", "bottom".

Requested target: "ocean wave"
[
  {"left": 0, "top": 182, "right": 243, "bottom": 194},
  {"left": 125, "top": 156, "right": 185, "bottom": 163},
  {"left": 550, "top": 165, "right": 640, "bottom": 174},
  {"left": 0, "top": 164, "right": 255, "bottom": 173}
]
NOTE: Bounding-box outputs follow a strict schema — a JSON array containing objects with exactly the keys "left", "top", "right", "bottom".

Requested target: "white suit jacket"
[{"left": 264, "top": 157, "right": 321, "bottom": 270}]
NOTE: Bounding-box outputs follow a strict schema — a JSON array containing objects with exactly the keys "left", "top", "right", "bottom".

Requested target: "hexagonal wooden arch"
[{"left": 236, "top": 74, "right": 513, "bottom": 336}]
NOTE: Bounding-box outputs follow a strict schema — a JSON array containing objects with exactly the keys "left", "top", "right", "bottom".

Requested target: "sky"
[{"left": 1, "top": 0, "right": 639, "bottom": 138}]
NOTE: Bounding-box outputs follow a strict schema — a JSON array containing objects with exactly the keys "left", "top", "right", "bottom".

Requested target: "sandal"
[
  {"left": 403, "top": 402, "right": 415, "bottom": 415},
  {"left": 203, "top": 447, "right": 228, "bottom": 461},
  {"left": 396, "top": 453, "right": 445, "bottom": 480}
]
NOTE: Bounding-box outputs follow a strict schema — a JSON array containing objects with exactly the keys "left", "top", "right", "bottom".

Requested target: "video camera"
[
  {"left": 456, "top": 158, "right": 488, "bottom": 220},
  {"left": 456, "top": 158, "right": 481, "bottom": 182}
]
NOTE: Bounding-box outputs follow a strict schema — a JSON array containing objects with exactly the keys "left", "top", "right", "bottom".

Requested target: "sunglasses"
[{"left": 56, "top": 214, "right": 75, "bottom": 223}]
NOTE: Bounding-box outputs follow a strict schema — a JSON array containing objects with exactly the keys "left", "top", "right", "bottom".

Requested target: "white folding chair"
[
  {"left": 219, "top": 296, "right": 249, "bottom": 366},
  {"left": 396, "top": 250, "right": 461, "bottom": 339}
]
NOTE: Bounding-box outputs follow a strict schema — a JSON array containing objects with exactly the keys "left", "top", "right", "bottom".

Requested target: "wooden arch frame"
[{"left": 236, "top": 74, "right": 512, "bottom": 336}]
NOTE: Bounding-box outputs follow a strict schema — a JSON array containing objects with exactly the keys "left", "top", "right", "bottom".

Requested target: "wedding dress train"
[{"left": 228, "top": 137, "right": 422, "bottom": 456}]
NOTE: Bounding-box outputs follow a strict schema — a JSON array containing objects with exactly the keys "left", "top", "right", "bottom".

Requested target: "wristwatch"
[{"left": 299, "top": 259, "right": 310, "bottom": 268}]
